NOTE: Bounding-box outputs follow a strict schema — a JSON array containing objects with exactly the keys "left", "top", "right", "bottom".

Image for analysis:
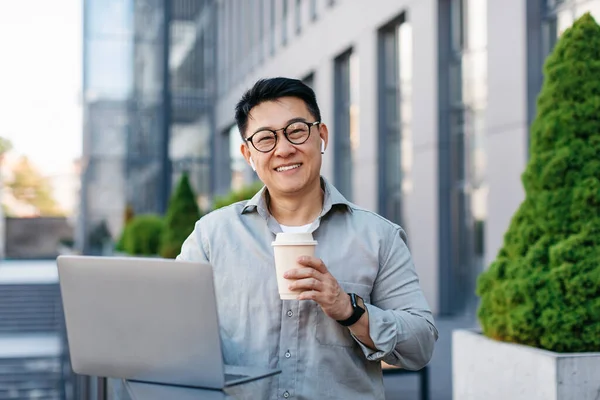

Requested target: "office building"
[
  {"left": 80, "top": 0, "right": 600, "bottom": 315},
  {"left": 80, "top": 0, "right": 215, "bottom": 254}
]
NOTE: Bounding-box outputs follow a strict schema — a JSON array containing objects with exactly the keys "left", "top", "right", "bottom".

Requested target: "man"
[{"left": 178, "top": 77, "right": 438, "bottom": 399}]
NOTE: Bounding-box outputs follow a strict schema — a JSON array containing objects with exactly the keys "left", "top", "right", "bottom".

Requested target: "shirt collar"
[{"left": 241, "top": 176, "right": 353, "bottom": 218}]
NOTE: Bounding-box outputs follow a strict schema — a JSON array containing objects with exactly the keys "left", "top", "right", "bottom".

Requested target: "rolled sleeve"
[{"left": 354, "top": 228, "right": 438, "bottom": 370}]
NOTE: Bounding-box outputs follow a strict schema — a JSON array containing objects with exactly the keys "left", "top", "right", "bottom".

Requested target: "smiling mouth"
[{"left": 275, "top": 164, "right": 302, "bottom": 172}]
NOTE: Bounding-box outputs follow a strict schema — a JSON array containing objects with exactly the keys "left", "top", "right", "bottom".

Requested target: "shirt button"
[
  {"left": 287, "top": 310, "right": 293, "bottom": 317},
  {"left": 285, "top": 351, "right": 291, "bottom": 358},
  {"left": 283, "top": 391, "right": 290, "bottom": 398}
]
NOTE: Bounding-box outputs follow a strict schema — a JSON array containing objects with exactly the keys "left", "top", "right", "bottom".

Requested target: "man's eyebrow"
[{"left": 252, "top": 117, "right": 308, "bottom": 135}]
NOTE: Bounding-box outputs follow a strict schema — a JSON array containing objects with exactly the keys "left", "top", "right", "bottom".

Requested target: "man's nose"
[{"left": 273, "top": 133, "right": 297, "bottom": 157}]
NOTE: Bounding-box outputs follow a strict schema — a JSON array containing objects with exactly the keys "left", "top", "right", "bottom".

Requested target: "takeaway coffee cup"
[{"left": 271, "top": 232, "right": 318, "bottom": 300}]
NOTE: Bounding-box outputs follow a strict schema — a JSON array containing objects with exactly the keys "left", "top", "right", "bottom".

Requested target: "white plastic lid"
[{"left": 271, "top": 232, "right": 318, "bottom": 246}]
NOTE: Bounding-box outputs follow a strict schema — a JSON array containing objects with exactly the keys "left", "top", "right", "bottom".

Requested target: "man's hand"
[
  {"left": 283, "top": 256, "right": 353, "bottom": 321},
  {"left": 285, "top": 256, "right": 378, "bottom": 350}
]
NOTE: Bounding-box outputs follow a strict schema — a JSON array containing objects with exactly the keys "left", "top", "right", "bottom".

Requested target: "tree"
[
  {"left": 5, "top": 156, "right": 63, "bottom": 216},
  {"left": 160, "top": 172, "right": 202, "bottom": 258},
  {"left": 0, "top": 137, "right": 12, "bottom": 159},
  {"left": 476, "top": 13, "right": 600, "bottom": 353}
]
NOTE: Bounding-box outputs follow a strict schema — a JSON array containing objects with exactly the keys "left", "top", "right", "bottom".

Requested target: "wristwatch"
[{"left": 336, "top": 293, "right": 366, "bottom": 327}]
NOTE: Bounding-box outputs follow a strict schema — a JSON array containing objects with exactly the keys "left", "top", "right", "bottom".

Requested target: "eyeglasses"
[{"left": 245, "top": 120, "right": 321, "bottom": 153}]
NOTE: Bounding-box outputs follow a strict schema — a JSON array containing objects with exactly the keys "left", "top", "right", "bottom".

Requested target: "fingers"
[
  {"left": 296, "top": 256, "right": 328, "bottom": 274},
  {"left": 284, "top": 266, "right": 321, "bottom": 280},
  {"left": 288, "top": 277, "right": 323, "bottom": 292},
  {"left": 296, "top": 290, "right": 318, "bottom": 301},
  {"left": 282, "top": 258, "right": 334, "bottom": 304}
]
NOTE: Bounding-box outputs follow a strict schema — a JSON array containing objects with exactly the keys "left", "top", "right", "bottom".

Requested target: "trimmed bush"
[
  {"left": 159, "top": 172, "right": 202, "bottom": 259},
  {"left": 213, "top": 181, "right": 264, "bottom": 210},
  {"left": 115, "top": 204, "right": 135, "bottom": 253},
  {"left": 476, "top": 13, "right": 600, "bottom": 353},
  {"left": 120, "top": 214, "right": 165, "bottom": 256}
]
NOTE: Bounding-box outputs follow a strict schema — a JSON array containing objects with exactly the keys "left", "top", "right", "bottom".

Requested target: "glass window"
[
  {"left": 236, "top": 0, "right": 243, "bottom": 83},
  {"left": 442, "top": 0, "right": 488, "bottom": 314},
  {"left": 333, "top": 50, "right": 359, "bottom": 200},
  {"left": 84, "top": 0, "right": 134, "bottom": 100},
  {"left": 228, "top": 0, "right": 235, "bottom": 87},
  {"left": 450, "top": 0, "right": 465, "bottom": 52},
  {"left": 170, "top": 112, "right": 212, "bottom": 211},
  {"left": 228, "top": 125, "right": 255, "bottom": 191},
  {"left": 248, "top": 0, "right": 254, "bottom": 68},
  {"left": 217, "top": 1, "right": 225, "bottom": 94},
  {"left": 270, "top": 0, "right": 276, "bottom": 54},
  {"left": 544, "top": 0, "right": 600, "bottom": 53},
  {"left": 295, "top": 0, "right": 302, "bottom": 34},
  {"left": 282, "top": 0, "right": 289, "bottom": 45},
  {"left": 86, "top": 0, "right": 133, "bottom": 38},
  {"left": 213, "top": 128, "right": 233, "bottom": 196},
  {"left": 377, "top": 16, "right": 412, "bottom": 227},
  {"left": 466, "top": 0, "right": 487, "bottom": 50},
  {"left": 220, "top": 0, "right": 230, "bottom": 93},
  {"left": 86, "top": 40, "right": 133, "bottom": 100},
  {"left": 258, "top": 0, "right": 265, "bottom": 63},
  {"left": 169, "top": 3, "right": 213, "bottom": 212}
]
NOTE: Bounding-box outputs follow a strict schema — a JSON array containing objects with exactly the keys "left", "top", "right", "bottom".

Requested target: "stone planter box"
[{"left": 452, "top": 329, "right": 600, "bottom": 400}]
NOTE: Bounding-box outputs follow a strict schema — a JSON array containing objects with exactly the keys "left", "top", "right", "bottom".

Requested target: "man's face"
[{"left": 240, "top": 96, "right": 328, "bottom": 196}]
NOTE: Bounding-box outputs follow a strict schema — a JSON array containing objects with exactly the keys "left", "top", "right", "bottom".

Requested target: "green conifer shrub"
[
  {"left": 476, "top": 13, "right": 600, "bottom": 353},
  {"left": 159, "top": 172, "right": 202, "bottom": 259},
  {"left": 120, "top": 214, "right": 165, "bottom": 256}
]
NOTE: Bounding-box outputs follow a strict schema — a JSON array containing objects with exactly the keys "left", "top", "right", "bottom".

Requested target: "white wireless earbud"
[
  {"left": 320, "top": 139, "right": 326, "bottom": 154},
  {"left": 249, "top": 157, "right": 256, "bottom": 171}
]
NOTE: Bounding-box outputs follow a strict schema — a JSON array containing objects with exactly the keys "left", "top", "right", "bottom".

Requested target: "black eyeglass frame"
[{"left": 245, "top": 120, "right": 321, "bottom": 153}]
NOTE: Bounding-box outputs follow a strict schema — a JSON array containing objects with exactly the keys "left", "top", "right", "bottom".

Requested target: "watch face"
[{"left": 354, "top": 294, "right": 365, "bottom": 310}]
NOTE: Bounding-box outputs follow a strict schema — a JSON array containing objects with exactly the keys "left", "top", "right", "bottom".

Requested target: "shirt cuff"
[{"left": 350, "top": 303, "right": 399, "bottom": 361}]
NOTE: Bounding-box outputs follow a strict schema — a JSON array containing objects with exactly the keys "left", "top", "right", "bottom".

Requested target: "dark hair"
[{"left": 234, "top": 77, "right": 322, "bottom": 139}]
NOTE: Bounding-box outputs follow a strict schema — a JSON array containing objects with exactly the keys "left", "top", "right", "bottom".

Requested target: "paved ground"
[
  {"left": 383, "top": 314, "right": 479, "bottom": 400},
  {"left": 0, "top": 259, "right": 59, "bottom": 284}
]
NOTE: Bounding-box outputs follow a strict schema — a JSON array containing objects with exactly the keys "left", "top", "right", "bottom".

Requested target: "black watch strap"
[{"left": 336, "top": 293, "right": 366, "bottom": 327}]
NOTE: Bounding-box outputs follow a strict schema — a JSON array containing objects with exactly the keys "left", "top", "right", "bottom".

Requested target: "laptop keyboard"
[{"left": 225, "top": 373, "right": 249, "bottom": 381}]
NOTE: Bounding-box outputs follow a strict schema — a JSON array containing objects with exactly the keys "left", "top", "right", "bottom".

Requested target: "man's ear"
[
  {"left": 240, "top": 143, "right": 254, "bottom": 170},
  {"left": 318, "top": 123, "right": 329, "bottom": 153}
]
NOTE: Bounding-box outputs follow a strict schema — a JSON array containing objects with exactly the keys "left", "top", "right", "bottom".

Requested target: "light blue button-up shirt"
[{"left": 178, "top": 177, "right": 438, "bottom": 399}]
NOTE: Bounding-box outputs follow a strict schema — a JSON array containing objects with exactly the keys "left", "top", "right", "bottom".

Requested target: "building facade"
[
  {"left": 80, "top": 0, "right": 600, "bottom": 315},
  {"left": 80, "top": 0, "right": 215, "bottom": 254}
]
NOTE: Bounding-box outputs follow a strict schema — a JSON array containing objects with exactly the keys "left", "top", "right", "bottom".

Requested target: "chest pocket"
[{"left": 315, "top": 281, "right": 372, "bottom": 348}]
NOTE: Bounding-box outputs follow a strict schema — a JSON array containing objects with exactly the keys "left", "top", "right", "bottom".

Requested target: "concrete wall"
[
  {"left": 485, "top": 0, "right": 529, "bottom": 266},
  {"left": 453, "top": 329, "right": 600, "bottom": 400},
  {"left": 406, "top": 0, "right": 439, "bottom": 315},
  {"left": 214, "top": 0, "right": 441, "bottom": 313},
  {"left": 5, "top": 217, "right": 74, "bottom": 259}
]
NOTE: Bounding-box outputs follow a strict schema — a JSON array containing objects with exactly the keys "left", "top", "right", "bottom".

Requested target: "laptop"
[{"left": 56, "top": 255, "right": 280, "bottom": 389}]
